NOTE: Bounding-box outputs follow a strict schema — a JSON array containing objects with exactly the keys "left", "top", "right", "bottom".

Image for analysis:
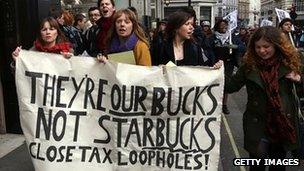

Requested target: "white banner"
[
  {"left": 275, "top": 8, "right": 291, "bottom": 23},
  {"left": 15, "top": 50, "right": 224, "bottom": 171},
  {"left": 223, "top": 10, "right": 238, "bottom": 32},
  {"left": 260, "top": 19, "right": 273, "bottom": 27}
]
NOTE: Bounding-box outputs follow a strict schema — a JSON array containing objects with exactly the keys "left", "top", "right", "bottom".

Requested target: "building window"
[
  {"left": 200, "top": 6, "right": 211, "bottom": 21},
  {"left": 164, "top": 7, "right": 182, "bottom": 18},
  {"left": 151, "top": 8, "right": 155, "bottom": 21},
  {"left": 294, "top": 0, "right": 304, "bottom": 11}
]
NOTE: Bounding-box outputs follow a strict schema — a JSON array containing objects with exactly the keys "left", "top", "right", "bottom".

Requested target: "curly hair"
[{"left": 243, "top": 26, "right": 301, "bottom": 73}]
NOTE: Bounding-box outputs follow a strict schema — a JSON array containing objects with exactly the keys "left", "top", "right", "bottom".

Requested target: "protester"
[
  {"left": 157, "top": 11, "right": 200, "bottom": 65},
  {"left": 213, "top": 19, "right": 238, "bottom": 114},
  {"left": 97, "top": 9, "right": 151, "bottom": 66},
  {"left": 11, "top": 17, "right": 72, "bottom": 64},
  {"left": 279, "top": 18, "right": 295, "bottom": 46},
  {"left": 179, "top": 7, "right": 204, "bottom": 47},
  {"left": 155, "top": 11, "right": 205, "bottom": 66},
  {"left": 82, "top": 7, "right": 101, "bottom": 57},
  {"left": 87, "top": 7, "right": 101, "bottom": 26},
  {"left": 225, "top": 26, "right": 302, "bottom": 171},
  {"left": 155, "top": 10, "right": 222, "bottom": 69},
  {"left": 74, "top": 13, "right": 86, "bottom": 32},
  {"left": 53, "top": 10, "right": 84, "bottom": 56},
  {"left": 151, "top": 18, "right": 167, "bottom": 65},
  {"left": 201, "top": 20, "right": 216, "bottom": 65},
  {"left": 96, "top": 0, "right": 116, "bottom": 54},
  {"left": 232, "top": 26, "right": 249, "bottom": 67}
]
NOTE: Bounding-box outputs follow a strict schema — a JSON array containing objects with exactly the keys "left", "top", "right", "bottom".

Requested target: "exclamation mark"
[{"left": 205, "top": 154, "right": 209, "bottom": 170}]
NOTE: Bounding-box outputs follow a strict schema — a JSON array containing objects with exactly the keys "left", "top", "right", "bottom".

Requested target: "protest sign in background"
[
  {"left": 275, "top": 8, "right": 291, "bottom": 23},
  {"left": 260, "top": 19, "right": 273, "bottom": 27},
  {"left": 16, "top": 50, "right": 224, "bottom": 171},
  {"left": 223, "top": 10, "right": 238, "bottom": 32}
]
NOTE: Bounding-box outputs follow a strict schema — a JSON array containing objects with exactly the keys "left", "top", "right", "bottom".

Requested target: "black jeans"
[{"left": 249, "top": 143, "right": 286, "bottom": 171}]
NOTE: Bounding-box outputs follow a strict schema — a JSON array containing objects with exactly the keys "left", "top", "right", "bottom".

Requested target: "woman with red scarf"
[
  {"left": 225, "top": 26, "right": 302, "bottom": 171},
  {"left": 11, "top": 17, "right": 72, "bottom": 63}
]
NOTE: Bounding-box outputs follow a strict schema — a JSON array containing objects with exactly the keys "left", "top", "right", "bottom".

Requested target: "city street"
[
  {"left": 1, "top": 0, "right": 304, "bottom": 170},
  {"left": 0, "top": 87, "right": 303, "bottom": 171}
]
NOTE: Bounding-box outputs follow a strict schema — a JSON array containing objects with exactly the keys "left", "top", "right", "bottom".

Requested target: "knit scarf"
[
  {"left": 96, "top": 17, "right": 113, "bottom": 52},
  {"left": 109, "top": 33, "right": 138, "bottom": 53},
  {"left": 258, "top": 57, "right": 296, "bottom": 143},
  {"left": 215, "top": 31, "right": 230, "bottom": 45},
  {"left": 34, "top": 40, "right": 71, "bottom": 53}
]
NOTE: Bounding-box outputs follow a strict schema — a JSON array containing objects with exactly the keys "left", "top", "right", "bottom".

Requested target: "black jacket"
[{"left": 158, "top": 39, "right": 210, "bottom": 66}]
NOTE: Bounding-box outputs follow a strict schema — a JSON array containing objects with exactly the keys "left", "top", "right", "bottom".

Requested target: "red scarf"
[
  {"left": 96, "top": 17, "right": 113, "bottom": 53},
  {"left": 34, "top": 40, "right": 71, "bottom": 54},
  {"left": 258, "top": 57, "right": 296, "bottom": 143}
]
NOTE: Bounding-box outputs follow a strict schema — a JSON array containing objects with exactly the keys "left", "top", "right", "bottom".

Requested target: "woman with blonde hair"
[
  {"left": 97, "top": 9, "right": 151, "bottom": 66},
  {"left": 225, "top": 26, "right": 302, "bottom": 171}
]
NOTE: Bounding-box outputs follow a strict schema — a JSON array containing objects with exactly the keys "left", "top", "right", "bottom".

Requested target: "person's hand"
[
  {"left": 97, "top": 53, "right": 108, "bottom": 63},
  {"left": 60, "top": 52, "right": 73, "bottom": 59},
  {"left": 286, "top": 71, "right": 301, "bottom": 82},
  {"left": 212, "top": 60, "right": 223, "bottom": 69},
  {"left": 12, "top": 46, "right": 22, "bottom": 61}
]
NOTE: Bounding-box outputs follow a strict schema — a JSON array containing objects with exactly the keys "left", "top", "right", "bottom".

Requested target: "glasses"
[{"left": 89, "top": 14, "right": 101, "bottom": 17}]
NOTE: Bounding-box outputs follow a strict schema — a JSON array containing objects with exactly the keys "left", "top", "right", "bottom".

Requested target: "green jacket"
[{"left": 225, "top": 64, "right": 301, "bottom": 154}]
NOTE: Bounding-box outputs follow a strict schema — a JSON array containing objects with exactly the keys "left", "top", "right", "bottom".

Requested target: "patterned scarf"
[
  {"left": 34, "top": 40, "right": 71, "bottom": 53},
  {"left": 109, "top": 33, "right": 138, "bottom": 53},
  {"left": 214, "top": 31, "right": 230, "bottom": 45},
  {"left": 258, "top": 57, "right": 296, "bottom": 143}
]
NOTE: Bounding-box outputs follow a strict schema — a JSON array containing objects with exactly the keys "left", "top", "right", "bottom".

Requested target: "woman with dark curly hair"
[{"left": 225, "top": 26, "right": 302, "bottom": 171}]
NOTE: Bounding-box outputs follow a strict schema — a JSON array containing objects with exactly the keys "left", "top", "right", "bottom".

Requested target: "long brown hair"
[
  {"left": 243, "top": 26, "right": 301, "bottom": 72},
  {"left": 37, "top": 17, "right": 67, "bottom": 45},
  {"left": 105, "top": 9, "right": 149, "bottom": 51}
]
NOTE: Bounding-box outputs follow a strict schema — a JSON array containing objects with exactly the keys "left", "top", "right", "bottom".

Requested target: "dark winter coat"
[
  {"left": 158, "top": 39, "right": 209, "bottom": 66},
  {"left": 225, "top": 64, "right": 301, "bottom": 155},
  {"left": 82, "top": 25, "right": 100, "bottom": 57},
  {"left": 60, "top": 25, "right": 85, "bottom": 56}
]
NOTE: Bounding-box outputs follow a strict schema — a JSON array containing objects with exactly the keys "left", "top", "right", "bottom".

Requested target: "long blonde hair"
[{"left": 105, "top": 9, "right": 149, "bottom": 51}]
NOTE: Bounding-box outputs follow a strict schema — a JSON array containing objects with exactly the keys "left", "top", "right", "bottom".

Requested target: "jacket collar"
[{"left": 246, "top": 64, "right": 291, "bottom": 89}]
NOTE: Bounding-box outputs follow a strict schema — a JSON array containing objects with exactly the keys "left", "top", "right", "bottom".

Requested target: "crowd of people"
[{"left": 11, "top": 0, "right": 304, "bottom": 170}]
